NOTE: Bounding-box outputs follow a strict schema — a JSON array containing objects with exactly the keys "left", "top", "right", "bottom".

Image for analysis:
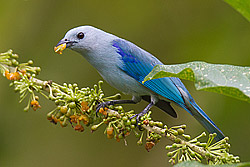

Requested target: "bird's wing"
[
  {"left": 112, "top": 39, "right": 225, "bottom": 140},
  {"left": 112, "top": 39, "right": 186, "bottom": 107}
]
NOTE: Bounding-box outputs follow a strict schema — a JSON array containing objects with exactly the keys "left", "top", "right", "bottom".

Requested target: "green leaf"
[
  {"left": 174, "top": 161, "right": 250, "bottom": 167},
  {"left": 224, "top": 0, "right": 250, "bottom": 22},
  {"left": 143, "top": 61, "right": 250, "bottom": 103}
]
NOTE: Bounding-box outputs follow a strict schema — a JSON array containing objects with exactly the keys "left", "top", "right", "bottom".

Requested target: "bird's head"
[{"left": 54, "top": 25, "right": 109, "bottom": 54}]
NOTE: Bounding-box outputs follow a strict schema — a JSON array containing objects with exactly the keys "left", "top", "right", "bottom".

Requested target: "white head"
[{"left": 55, "top": 25, "right": 115, "bottom": 55}]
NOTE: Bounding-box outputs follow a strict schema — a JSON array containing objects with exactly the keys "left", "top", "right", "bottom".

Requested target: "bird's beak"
[{"left": 54, "top": 39, "right": 76, "bottom": 54}]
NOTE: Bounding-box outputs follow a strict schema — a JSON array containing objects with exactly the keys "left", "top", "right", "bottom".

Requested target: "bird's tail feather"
[
  {"left": 177, "top": 87, "right": 225, "bottom": 141},
  {"left": 190, "top": 102, "right": 225, "bottom": 141}
]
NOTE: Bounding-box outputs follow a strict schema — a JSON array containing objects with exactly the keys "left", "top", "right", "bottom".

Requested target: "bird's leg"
[
  {"left": 96, "top": 100, "right": 137, "bottom": 115},
  {"left": 130, "top": 101, "right": 155, "bottom": 128}
]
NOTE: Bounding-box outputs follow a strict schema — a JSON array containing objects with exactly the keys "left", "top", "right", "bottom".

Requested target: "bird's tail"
[
  {"left": 189, "top": 101, "right": 225, "bottom": 141},
  {"left": 177, "top": 86, "right": 225, "bottom": 141}
]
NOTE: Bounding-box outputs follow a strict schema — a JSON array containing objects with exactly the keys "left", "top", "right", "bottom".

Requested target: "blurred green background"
[{"left": 0, "top": 0, "right": 249, "bottom": 166}]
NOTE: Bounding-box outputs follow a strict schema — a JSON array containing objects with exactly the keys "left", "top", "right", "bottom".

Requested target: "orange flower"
[
  {"left": 20, "top": 69, "right": 26, "bottom": 75},
  {"left": 81, "top": 101, "right": 89, "bottom": 112},
  {"left": 143, "top": 119, "right": 149, "bottom": 125},
  {"left": 125, "top": 131, "right": 130, "bottom": 137},
  {"left": 70, "top": 115, "right": 78, "bottom": 123},
  {"left": 5, "top": 70, "right": 21, "bottom": 80},
  {"left": 106, "top": 127, "right": 114, "bottom": 135},
  {"left": 51, "top": 115, "right": 60, "bottom": 124},
  {"left": 99, "top": 107, "right": 107, "bottom": 116},
  {"left": 30, "top": 100, "right": 41, "bottom": 111},
  {"left": 145, "top": 141, "right": 155, "bottom": 152},
  {"left": 115, "top": 135, "right": 120, "bottom": 142},
  {"left": 5, "top": 70, "right": 9, "bottom": 78},
  {"left": 79, "top": 114, "right": 89, "bottom": 125},
  {"left": 74, "top": 124, "right": 84, "bottom": 132}
]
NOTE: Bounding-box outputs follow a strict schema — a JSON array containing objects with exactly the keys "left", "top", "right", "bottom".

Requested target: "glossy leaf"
[
  {"left": 224, "top": 0, "right": 250, "bottom": 22},
  {"left": 144, "top": 61, "right": 250, "bottom": 103}
]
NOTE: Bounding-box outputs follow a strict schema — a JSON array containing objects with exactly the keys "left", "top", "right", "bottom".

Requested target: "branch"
[{"left": 0, "top": 49, "right": 240, "bottom": 165}]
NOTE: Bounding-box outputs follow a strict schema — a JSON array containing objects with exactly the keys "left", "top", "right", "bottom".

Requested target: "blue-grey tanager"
[{"left": 55, "top": 26, "right": 225, "bottom": 141}]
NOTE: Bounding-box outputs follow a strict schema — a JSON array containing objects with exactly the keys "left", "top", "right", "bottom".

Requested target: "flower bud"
[
  {"left": 11, "top": 54, "right": 19, "bottom": 59},
  {"left": 35, "top": 67, "right": 41, "bottom": 73},
  {"left": 11, "top": 59, "right": 19, "bottom": 66},
  {"left": 122, "top": 116, "right": 128, "bottom": 121},
  {"left": 125, "top": 120, "right": 131, "bottom": 126},
  {"left": 177, "top": 128, "right": 184, "bottom": 135},
  {"left": 60, "top": 106, "right": 68, "bottom": 114},
  {"left": 182, "top": 134, "right": 191, "bottom": 140},
  {"left": 91, "top": 125, "right": 99, "bottom": 131},
  {"left": 61, "top": 118, "right": 68, "bottom": 127},
  {"left": 131, "top": 118, "right": 137, "bottom": 125},
  {"left": 172, "top": 143, "right": 177, "bottom": 148},
  {"left": 28, "top": 60, "right": 33, "bottom": 65},
  {"left": 190, "top": 151, "right": 196, "bottom": 158},
  {"left": 69, "top": 102, "right": 76, "bottom": 109},
  {"left": 137, "top": 140, "right": 143, "bottom": 146},
  {"left": 165, "top": 145, "right": 171, "bottom": 150}
]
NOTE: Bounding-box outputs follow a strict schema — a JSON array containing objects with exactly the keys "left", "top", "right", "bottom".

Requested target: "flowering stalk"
[{"left": 0, "top": 50, "right": 240, "bottom": 165}]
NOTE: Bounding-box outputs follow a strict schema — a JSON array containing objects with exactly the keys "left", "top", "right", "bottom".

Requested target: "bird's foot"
[{"left": 96, "top": 101, "right": 114, "bottom": 116}]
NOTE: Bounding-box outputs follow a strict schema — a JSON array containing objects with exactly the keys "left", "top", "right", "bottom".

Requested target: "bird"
[{"left": 55, "top": 25, "right": 225, "bottom": 141}]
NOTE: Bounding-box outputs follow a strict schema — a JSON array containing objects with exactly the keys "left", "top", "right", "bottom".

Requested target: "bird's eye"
[{"left": 77, "top": 32, "right": 85, "bottom": 39}]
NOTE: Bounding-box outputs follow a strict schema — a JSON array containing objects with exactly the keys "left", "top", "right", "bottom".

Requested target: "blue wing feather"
[
  {"left": 112, "top": 39, "right": 225, "bottom": 141},
  {"left": 112, "top": 39, "right": 185, "bottom": 105}
]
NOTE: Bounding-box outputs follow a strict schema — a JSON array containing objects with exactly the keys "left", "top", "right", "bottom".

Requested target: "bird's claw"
[
  {"left": 96, "top": 103, "right": 106, "bottom": 116},
  {"left": 96, "top": 101, "right": 114, "bottom": 116}
]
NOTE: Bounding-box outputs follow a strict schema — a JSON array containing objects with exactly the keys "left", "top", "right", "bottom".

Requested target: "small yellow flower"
[{"left": 54, "top": 43, "right": 66, "bottom": 54}]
